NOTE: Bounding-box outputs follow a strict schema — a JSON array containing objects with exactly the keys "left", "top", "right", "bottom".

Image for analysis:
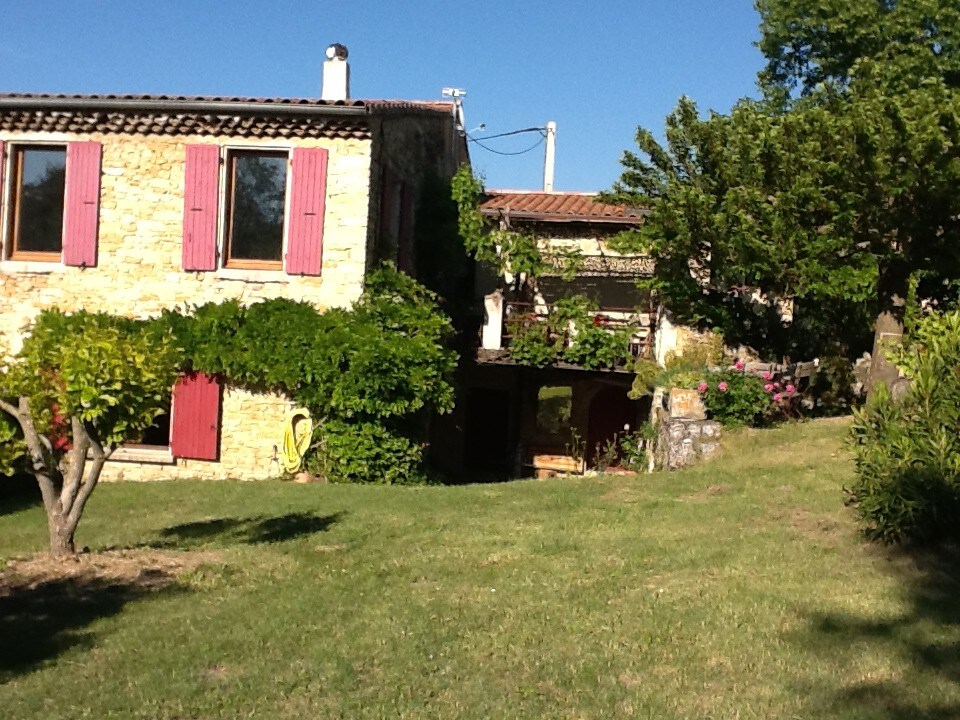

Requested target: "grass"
[{"left": 1, "top": 418, "right": 959, "bottom": 719}]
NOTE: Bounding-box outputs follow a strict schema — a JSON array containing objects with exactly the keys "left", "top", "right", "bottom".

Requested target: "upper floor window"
[
  {"left": 182, "top": 144, "right": 328, "bottom": 276},
  {"left": 1, "top": 140, "right": 102, "bottom": 268},
  {"left": 225, "top": 150, "right": 288, "bottom": 269},
  {"left": 8, "top": 145, "right": 67, "bottom": 261}
]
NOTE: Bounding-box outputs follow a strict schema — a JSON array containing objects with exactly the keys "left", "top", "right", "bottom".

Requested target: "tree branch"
[
  {"left": 12, "top": 397, "right": 60, "bottom": 516},
  {"left": 66, "top": 422, "right": 109, "bottom": 530},
  {"left": 59, "top": 416, "right": 89, "bottom": 514}
]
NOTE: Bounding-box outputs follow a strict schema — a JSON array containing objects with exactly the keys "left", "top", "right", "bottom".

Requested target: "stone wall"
[
  {"left": 0, "top": 129, "right": 373, "bottom": 480},
  {"left": 101, "top": 388, "right": 294, "bottom": 482},
  {"left": 654, "top": 387, "right": 722, "bottom": 470},
  {"left": 657, "top": 417, "right": 722, "bottom": 470}
]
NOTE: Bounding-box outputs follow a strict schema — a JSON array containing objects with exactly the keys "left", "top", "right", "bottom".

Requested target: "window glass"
[
  {"left": 135, "top": 411, "right": 172, "bottom": 448},
  {"left": 226, "top": 151, "right": 287, "bottom": 265},
  {"left": 11, "top": 146, "right": 66, "bottom": 256}
]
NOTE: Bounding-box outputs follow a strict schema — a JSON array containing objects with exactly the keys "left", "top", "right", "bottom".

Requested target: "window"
[
  {"left": 114, "top": 373, "right": 222, "bottom": 463},
  {"left": 224, "top": 150, "right": 288, "bottom": 269},
  {"left": 182, "top": 144, "right": 328, "bottom": 276},
  {"left": 1, "top": 140, "right": 102, "bottom": 268},
  {"left": 129, "top": 410, "right": 172, "bottom": 449},
  {"left": 8, "top": 145, "right": 67, "bottom": 260}
]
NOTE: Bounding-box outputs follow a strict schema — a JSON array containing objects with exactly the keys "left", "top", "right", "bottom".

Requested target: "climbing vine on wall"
[
  {"left": 161, "top": 264, "right": 457, "bottom": 484},
  {"left": 453, "top": 165, "right": 642, "bottom": 371}
]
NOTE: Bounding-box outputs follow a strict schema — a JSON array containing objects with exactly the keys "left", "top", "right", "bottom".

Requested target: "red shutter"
[
  {"left": 286, "top": 147, "right": 328, "bottom": 276},
  {"left": 182, "top": 145, "right": 220, "bottom": 271},
  {"left": 170, "top": 372, "right": 222, "bottom": 461},
  {"left": 63, "top": 141, "right": 102, "bottom": 267}
]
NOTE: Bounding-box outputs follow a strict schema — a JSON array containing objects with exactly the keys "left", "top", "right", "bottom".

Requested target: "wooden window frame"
[
  {"left": 6, "top": 143, "right": 67, "bottom": 263},
  {"left": 222, "top": 148, "right": 289, "bottom": 271}
]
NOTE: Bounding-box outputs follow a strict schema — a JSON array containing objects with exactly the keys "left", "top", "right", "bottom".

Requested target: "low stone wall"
[
  {"left": 657, "top": 417, "right": 721, "bottom": 470},
  {"left": 652, "top": 387, "right": 721, "bottom": 470}
]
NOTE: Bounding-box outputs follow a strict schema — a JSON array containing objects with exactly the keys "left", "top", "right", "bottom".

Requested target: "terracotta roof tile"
[
  {"left": 0, "top": 93, "right": 454, "bottom": 139},
  {"left": 0, "top": 92, "right": 452, "bottom": 113},
  {"left": 479, "top": 191, "right": 646, "bottom": 224}
]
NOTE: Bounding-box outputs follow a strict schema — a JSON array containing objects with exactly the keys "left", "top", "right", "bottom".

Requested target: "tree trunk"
[
  {"left": 867, "top": 266, "right": 908, "bottom": 399},
  {"left": 47, "top": 511, "right": 76, "bottom": 557}
]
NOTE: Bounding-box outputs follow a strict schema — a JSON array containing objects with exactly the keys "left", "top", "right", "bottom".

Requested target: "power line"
[
  {"left": 474, "top": 126, "right": 545, "bottom": 141},
  {"left": 467, "top": 131, "right": 546, "bottom": 156}
]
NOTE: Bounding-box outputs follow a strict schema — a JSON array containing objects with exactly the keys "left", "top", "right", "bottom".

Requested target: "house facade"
[
  {"left": 0, "top": 54, "right": 467, "bottom": 480},
  {"left": 439, "top": 190, "right": 655, "bottom": 479}
]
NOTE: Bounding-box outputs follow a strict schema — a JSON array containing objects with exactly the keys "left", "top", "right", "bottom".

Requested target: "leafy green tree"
[
  {"left": 0, "top": 311, "right": 179, "bottom": 556},
  {"left": 609, "top": 3, "right": 960, "bottom": 390},
  {"left": 756, "top": 0, "right": 960, "bottom": 94},
  {"left": 609, "top": 85, "right": 960, "bottom": 369}
]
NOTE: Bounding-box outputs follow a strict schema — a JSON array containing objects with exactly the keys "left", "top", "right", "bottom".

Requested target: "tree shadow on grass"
[
  {"left": 796, "top": 543, "right": 960, "bottom": 719},
  {"left": 0, "top": 568, "right": 185, "bottom": 682},
  {"left": 0, "top": 473, "right": 42, "bottom": 517},
  {"left": 152, "top": 511, "right": 343, "bottom": 549}
]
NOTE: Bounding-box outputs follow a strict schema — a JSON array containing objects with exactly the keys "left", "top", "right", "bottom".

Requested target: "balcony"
[{"left": 478, "top": 298, "right": 654, "bottom": 371}]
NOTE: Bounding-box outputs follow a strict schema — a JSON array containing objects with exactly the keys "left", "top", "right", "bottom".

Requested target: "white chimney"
[{"left": 322, "top": 44, "right": 350, "bottom": 101}]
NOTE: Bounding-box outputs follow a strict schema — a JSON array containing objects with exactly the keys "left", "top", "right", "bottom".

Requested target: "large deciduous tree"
[
  {"left": 0, "top": 311, "right": 179, "bottom": 556},
  {"left": 609, "top": 1, "right": 960, "bottom": 390},
  {"left": 757, "top": 0, "right": 960, "bottom": 93}
]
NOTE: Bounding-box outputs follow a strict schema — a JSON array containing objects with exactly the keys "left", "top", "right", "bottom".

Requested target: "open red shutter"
[
  {"left": 63, "top": 141, "right": 102, "bottom": 267},
  {"left": 285, "top": 147, "right": 328, "bottom": 276},
  {"left": 182, "top": 145, "right": 220, "bottom": 271},
  {"left": 170, "top": 372, "right": 222, "bottom": 461}
]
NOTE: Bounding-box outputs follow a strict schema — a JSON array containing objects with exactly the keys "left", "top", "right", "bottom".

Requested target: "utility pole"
[{"left": 543, "top": 121, "right": 557, "bottom": 191}]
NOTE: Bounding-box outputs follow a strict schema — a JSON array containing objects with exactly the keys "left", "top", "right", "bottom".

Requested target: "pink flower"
[
  {"left": 773, "top": 393, "right": 783, "bottom": 402},
  {"left": 773, "top": 382, "right": 781, "bottom": 390},
  {"left": 764, "top": 383, "right": 774, "bottom": 392},
  {"left": 734, "top": 360, "right": 745, "bottom": 371},
  {"left": 718, "top": 381, "right": 728, "bottom": 392},
  {"left": 762, "top": 371, "right": 772, "bottom": 380},
  {"left": 698, "top": 382, "right": 709, "bottom": 393},
  {"left": 786, "top": 384, "right": 796, "bottom": 394}
]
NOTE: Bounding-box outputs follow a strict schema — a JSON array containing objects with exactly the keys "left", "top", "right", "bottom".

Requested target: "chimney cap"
[{"left": 325, "top": 44, "right": 348, "bottom": 61}]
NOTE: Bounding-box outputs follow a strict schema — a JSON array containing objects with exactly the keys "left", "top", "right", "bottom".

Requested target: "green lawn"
[{"left": 2, "top": 418, "right": 959, "bottom": 719}]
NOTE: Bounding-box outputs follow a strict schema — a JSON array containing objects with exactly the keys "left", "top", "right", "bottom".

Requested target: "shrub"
[
  {"left": 849, "top": 310, "right": 960, "bottom": 543},
  {"left": 164, "top": 264, "right": 457, "bottom": 484},
  {"left": 307, "top": 420, "right": 428, "bottom": 485},
  {"left": 696, "top": 369, "right": 770, "bottom": 427},
  {"left": 809, "top": 355, "right": 860, "bottom": 415}
]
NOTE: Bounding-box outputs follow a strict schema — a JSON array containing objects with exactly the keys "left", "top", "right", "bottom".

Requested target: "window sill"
[
  {"left": 111, "top": 446, "right": 174, "bottom": 464},
  {"left": 1, "top": 260, "right": 64, "bottom": 274},
  {"left": 214, "top": 267, "right": 290, "bottom": 283}
]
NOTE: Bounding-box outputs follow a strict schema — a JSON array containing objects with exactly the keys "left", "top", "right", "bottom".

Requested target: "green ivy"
[{"left": 162, "top": 264, "right": 457, "bottom": 484}]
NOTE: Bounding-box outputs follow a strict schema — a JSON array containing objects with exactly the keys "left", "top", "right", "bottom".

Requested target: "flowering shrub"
[
  {"left": 692, "top": 361, "right": 805, "bottom": 427},
  {"left": 696, "top": 369, "right": 770, "bottom": 427}
]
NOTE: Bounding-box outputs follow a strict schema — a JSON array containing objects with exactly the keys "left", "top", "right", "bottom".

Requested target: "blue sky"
[{"left": 0, "top": 1, "right": 764, "bottom": 191}]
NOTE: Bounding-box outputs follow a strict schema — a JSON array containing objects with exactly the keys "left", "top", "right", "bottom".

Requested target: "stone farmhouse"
[
  {"left": 447, "top": 190, "right": 656, "bottom": 478},
  {"left": 0, "top": 47, "right": 468, "bottom": 481}
]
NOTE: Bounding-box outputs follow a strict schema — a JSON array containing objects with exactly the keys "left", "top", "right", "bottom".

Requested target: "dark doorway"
[
  {"left": 464, "top": 388, "right": 513, "bottom": 476},
  {"left": 586, "top": 385, "right": 644, "bottom": 467}
]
